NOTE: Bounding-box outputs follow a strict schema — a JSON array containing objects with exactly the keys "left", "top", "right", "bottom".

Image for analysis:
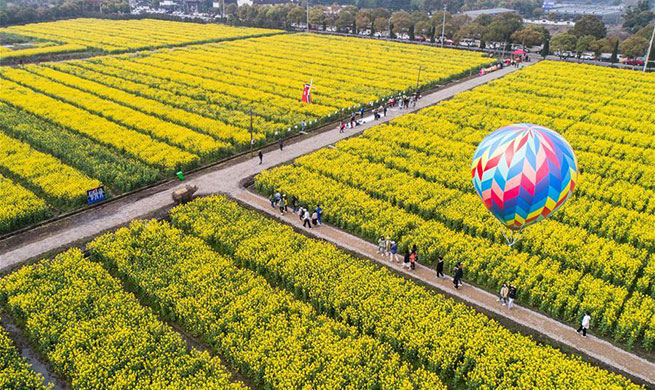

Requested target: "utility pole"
[
  {"left": 415, "top": 65, "right": 422, "bottom": 91},
  {"left": 306, "top": 0, "right": 310, "bottom": 32},
  {"left": 440, "top": 4, "right": 446, "bottom": 48},
  {"left": 645, "top": 23, "right": 655, "bottom": 72},
  {"left": 249, "top": 108, "right": 254, "bottom": 158}
]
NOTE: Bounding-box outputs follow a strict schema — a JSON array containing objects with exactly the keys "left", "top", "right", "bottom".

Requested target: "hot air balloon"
[{"left": 471, "top": 123, "right": 578, "bottom": 246}]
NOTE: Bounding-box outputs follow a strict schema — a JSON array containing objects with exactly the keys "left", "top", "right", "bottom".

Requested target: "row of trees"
[{"left": 0, "top": 0, "right": 129, "bottom": 26}]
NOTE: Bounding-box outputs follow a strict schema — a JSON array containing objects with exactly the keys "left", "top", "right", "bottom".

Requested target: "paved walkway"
[{"left": 3, "top": 60, "right": 653, "bottom": 385}]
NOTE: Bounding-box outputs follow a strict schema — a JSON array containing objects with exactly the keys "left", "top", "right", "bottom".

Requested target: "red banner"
[{"left": 301, "top": 83, "right": 312, "bottom": 103}]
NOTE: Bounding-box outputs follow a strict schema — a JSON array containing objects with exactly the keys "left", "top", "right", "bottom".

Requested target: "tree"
[
  {"left": 408, "top": 23, "right": 415, "bottom": 40},
  {"left": 373, "top": 16, "right": 388, "bottom": 35},
  {"left": 474, "top": 14, "right": 493, "bottom": 26},
  {"left": 540, "top": 38, "right": 549, "bottom": 58},
  {"left": 623, "top": 0, "right": 654, "bottom": 33},
  {"left": 550, "top": 32, "right": 577, "bottom": 55},
  {"left": 572, "top": 15, "right": 606, "bottom": 38},
  {"left": 484, "top": 12, "right": 523, "bottom": 47},
  {"left": 309, "top": 6, "right": 326, "bottom": 30},
  {"left": 576, "top": 35, "right": 596, "bottom": 56},
  {"left": 288, "top": 6, "right": 305, "bottom": 27},
  {"left": 430, "top": 25, "right": 436, "bottom": 43},
  {"left": 391, "top": 10, "right": 412, "bottom": 36},
  {"left": 415, "top": 20, "right": 431, "bottom": 37},
  {"left": 610, "top": 38, "right": 619, "bottom": 62},
  {"left": 510, "top": 26, "right": 544, "bottom": 46},
  {"left": 335, "top": 6, "right": 357, "bottom": 33},
  {"left": 356, "top": 9, "right": 372, "bottom": 32},
  {"left": 454, "top": 22, "right": 484, "bottom": 44},
  {"left": 620, "top": 34, "right": 649, "bottom": 58}
]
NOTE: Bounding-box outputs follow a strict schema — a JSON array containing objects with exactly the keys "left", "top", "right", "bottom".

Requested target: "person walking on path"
[
  {"left": 291, "top": 197, "right": 299, "bottom": 214},
  {"left": 390, "top": 241, "right": 398, "bottom": 263},
  {"left": 302, "top": 209, "right": 312, "bottom": 229},
  {"left": 508, "top": 284, "right": 517, "bottom": 309},
  {"left": 577, "top": 312, "right": 591, "bottom": 337},
  {"left": 384, "top": 236, "right": 392, "bottom": 257},
  {"left": 311, "top": 210, "right": 318, "bottom": 226},
  {"left": 316, "top": 204, "right": 323, "bottom": 225},
  {"left": 300, "top": 120, "right": 306, "bottom": 132},
  {"left": 359, "top": 107, "right": 365, "bottom": 119},
  {"left": 278, "top": 196, "right": 286, "bottom": 215},
  {"left": 383, "top": 104, "right": 387, "bottom": 117},
  {"left": 377, "top": 237, "right": 385, "bottom": 254},
  {"left": 298, "top": 207, "right": 305, "bottom": 221},
  {"left": 258, "top": 150, "right": 263, "bottom": 164},
  {"left": 350, "top": 112, "right": 356, "bottom": 128},
  {"left": 403, "top": 250, "right": 410, "bottom": 269},
  {"left": 409, "top": 251, "right": 417, "bottom": 270},
  {"left": 279, "top": 139, "right": 284, "bottom": 151},
  {"left": 339, "top": 121, "right": 345, "bottom": 133},
  {"left": 498, "top": 283, "right": 509, "bottom": 305},
  {"left": 453, "top": 263, "right": 463, "bottom": 289},
  {"left": 435, "top": 257, "right": 444, "bottom": 279}
]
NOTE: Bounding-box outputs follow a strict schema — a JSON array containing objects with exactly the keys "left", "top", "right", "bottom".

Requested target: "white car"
[{"left": 580, "top": 52, "right": 596, "bottom": 60}]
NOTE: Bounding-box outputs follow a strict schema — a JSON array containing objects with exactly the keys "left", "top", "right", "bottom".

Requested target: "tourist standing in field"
[
  {"left": 435, "top": 257, "right": 444, "bottom": 279},
  {"left": 258, "top": 150, "right": 263, "bottom": 164},
  {"left": 508, "top": 285, "right": 517, "bottom": 309},
  {"left": 577, "top": 312, "right": 591, "bottom": 337},
  {"left": 453, "top": 263, "right": 463, "bottom": 289}
]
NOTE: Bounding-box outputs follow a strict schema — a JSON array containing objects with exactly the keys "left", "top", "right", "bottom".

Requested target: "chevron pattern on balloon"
[{"left": 471, "top": 123, "right": 578, "bottom": 231}]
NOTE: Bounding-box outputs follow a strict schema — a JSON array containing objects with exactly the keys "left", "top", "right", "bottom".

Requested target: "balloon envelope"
[{"left": 471, "top": 123, "right": 578, "bottom": 231}]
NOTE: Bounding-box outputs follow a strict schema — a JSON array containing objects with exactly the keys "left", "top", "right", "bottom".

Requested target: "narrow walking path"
[
  {"left": 7, "top": 60, "right": 654, "bottom": 385},
  {"left": 235, "top": 189, "right": 655, "bottom": 386}
]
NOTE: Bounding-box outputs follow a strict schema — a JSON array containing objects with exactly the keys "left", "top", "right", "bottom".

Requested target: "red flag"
[{"left": 301, "top": 79, "right": 313, "bottom": 103}]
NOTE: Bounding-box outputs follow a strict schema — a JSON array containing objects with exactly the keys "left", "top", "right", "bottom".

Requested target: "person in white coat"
[{"left": 576, "top": 311, "right": 591, "bottom": 337}]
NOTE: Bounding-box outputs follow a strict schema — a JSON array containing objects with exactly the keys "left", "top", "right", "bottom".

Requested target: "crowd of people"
[{"left": 269, "top": 190, "right": 323, "bottom": 229}]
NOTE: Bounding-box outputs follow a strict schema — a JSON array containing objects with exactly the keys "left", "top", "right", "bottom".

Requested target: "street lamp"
[
  {"left": 306, "top": 0, "right": 310, "bottom": 32},
  {"left": 644, "top": 23, "right": 655, "bottom": 72},
  {"left": 440, "top": 4, "right": 446, "bottom": 48}
]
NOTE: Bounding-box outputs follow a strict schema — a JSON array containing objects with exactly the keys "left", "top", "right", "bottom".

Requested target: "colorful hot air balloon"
[{"left": 471, "top": 123, "right": 578, "bottom": 244}]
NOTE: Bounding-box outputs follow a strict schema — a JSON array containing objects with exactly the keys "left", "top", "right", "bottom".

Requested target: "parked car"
[
  {"left": 625, "top": 57, "right": 644, "bottom": 65},
  {"left": 414, "top": 36, "right": 426, "bottom": 42},
  {"left": 580, "top": 52, "right": 596, "bottom": 60}
]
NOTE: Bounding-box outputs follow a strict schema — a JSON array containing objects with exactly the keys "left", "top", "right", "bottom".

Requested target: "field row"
[
  {"left": 255, "top": 61, "right": 655, "bottom": 351},
  {"left": 0, "top": 249, "right": 245, "bottom": 390},
  {"left": 0, "top": 32, "right": 493, "bottom": 234},
  {"left": 0, "top": 18, "right": 279, "bottom": 57},
  {"left": 0, "top": 195, "right": 641, "bottom": 389}
]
